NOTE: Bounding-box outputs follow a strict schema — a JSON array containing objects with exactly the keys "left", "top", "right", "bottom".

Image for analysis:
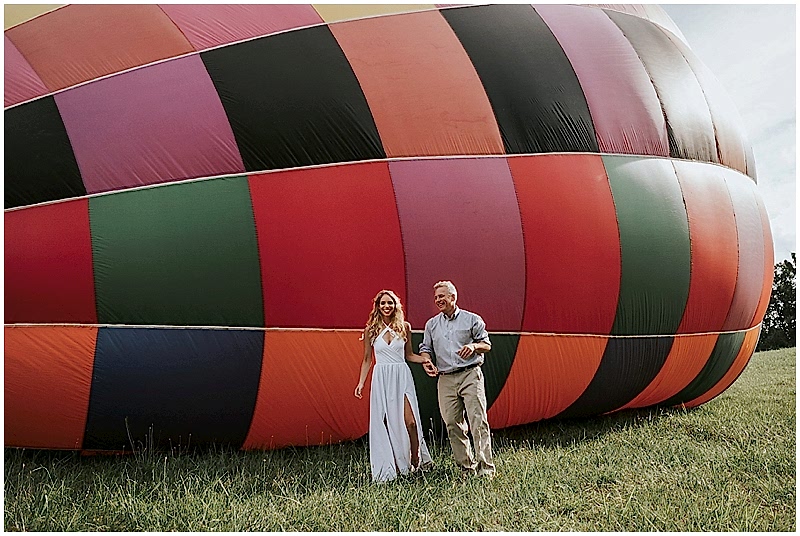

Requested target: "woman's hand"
[{"left": 355, "top": 384, "right": 364, "bottom": 399}]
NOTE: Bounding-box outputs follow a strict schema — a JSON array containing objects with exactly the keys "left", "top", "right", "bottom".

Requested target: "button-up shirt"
[{"left": 419, "top": 307, "right": 491, "bottom": 374}]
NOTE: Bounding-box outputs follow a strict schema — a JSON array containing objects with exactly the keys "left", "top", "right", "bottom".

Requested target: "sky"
[{"left": 660, "top": 3, "right": 796, "bottom": 264}]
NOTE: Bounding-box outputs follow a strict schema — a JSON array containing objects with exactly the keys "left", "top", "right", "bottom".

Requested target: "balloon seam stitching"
[{"left": 3, "top": 322, "right": 762, "bottom": 339}]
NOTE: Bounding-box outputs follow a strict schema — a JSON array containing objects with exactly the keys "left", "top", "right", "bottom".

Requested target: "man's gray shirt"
[{"left": 419, "top": 307, "right": 491, "bottom": 374}]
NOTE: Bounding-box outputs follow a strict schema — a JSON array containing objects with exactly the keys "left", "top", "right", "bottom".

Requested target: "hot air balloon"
[{"left": 4, "top": 4, "right": 773, "bottom": 452}]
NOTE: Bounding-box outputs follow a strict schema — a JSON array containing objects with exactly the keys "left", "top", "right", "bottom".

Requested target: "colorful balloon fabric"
[{"left": 5, "top": 4, "right": 773, "bottom": 452}]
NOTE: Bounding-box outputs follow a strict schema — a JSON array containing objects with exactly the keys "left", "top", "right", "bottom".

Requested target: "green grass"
[{"left": 5, "top": 348, "right": 795, "bottom": 531}]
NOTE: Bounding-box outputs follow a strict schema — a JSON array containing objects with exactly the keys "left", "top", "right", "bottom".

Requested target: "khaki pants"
[{"left": 437, "top": 366, "right": 495, "bottom": 475}]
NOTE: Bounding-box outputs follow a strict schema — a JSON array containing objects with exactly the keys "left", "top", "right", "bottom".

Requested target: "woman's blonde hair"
[{"left": 365, "top": 289, "right": 408, "bottom": 344}]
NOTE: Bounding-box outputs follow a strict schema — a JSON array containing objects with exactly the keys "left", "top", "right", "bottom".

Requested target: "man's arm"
[
  {"left": 472, "top": 314, "right": 491, "bottom": 351},
  {"left": 456, "top": 314, "right": 491, "bottom": 359}
]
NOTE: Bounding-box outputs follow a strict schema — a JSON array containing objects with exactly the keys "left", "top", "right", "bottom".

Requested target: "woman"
[{"left": 355, "top": 289, "right": 435, "bottom": 482}]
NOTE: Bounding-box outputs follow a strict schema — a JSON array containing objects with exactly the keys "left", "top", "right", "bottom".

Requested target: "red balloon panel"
[
  {"left": 249, "top": 162, "right": 405, "bottom": 328},
  {"left": 509, "top": 154, "right": 620, "bottom": 334},
  {"left": 5, "top": 4, "right": 193, "bottom": 92},
  {"left": 5, "top": 198, "right": 97, "bottom": 324}
]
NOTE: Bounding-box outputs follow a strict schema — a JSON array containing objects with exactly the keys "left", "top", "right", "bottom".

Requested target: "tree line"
[{"left": 757, "top": 252, "right": 796, "bottom": 351}]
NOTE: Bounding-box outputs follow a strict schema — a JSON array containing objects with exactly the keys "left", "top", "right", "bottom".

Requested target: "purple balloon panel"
[
  {"left": 54, "top": 54, "right": 245, "bottom": 195},
  {"left": 389, "top": 157, "right": 525, "bottom": 331},
  {"left": 535, "top": 4, "right": 668, "bottom": 157}
]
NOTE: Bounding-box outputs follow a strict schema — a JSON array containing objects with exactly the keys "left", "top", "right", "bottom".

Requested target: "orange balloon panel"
[
  {"left": 330, "top": 10, "right": 503, "bottom": 157},
  {"left": 243, "top": 330, "right": 369, "bottom": 450},
  {"left": 684, "top": 326, "right": 760, "bottom": 408},
  {"left": 5, "top": 4, "right": 193, "bottom": 91},
  {"left": 487, "top": 334, "right": 607, "bottom": 428},
  {"left": 4, "top": 326, "right": 97, "bottom": 449},
  {"left": 620, "top": 333, "right": 719, "bottom": 410}
]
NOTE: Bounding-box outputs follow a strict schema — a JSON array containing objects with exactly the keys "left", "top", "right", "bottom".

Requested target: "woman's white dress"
[{"left": 370, "top": 325, "right": 432, "bottom": 482}]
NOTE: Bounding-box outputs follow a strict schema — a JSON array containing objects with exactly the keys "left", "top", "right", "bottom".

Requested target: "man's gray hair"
[{"left": 434, "top": 280, "right": 457, "bottom": 298}]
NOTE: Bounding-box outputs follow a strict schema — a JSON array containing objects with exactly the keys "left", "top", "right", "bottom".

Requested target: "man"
[{"left": 420, "top": 281, "right": 495, "bottom": 478}]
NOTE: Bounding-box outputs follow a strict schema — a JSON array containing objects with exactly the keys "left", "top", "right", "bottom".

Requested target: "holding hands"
[{"left": 422, "top": 359, "right": 438, "bottom": 377}]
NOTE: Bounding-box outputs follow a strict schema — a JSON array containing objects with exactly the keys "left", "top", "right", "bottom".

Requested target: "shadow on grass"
[{"left": 492, "top": 404, "right": 690, "bottom": 451}]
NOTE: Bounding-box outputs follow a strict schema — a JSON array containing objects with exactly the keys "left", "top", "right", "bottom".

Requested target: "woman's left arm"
[{"left": 404, "top": 322, "right": 429, "bottom": 364}]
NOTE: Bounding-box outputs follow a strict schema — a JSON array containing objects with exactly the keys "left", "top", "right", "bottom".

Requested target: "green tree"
[{"left": 757, "top": 252, "right": 796, "bottom": 351}]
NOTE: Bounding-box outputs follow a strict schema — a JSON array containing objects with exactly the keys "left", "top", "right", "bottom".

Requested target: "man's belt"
[{"left": 438, "top": 363, "right": 480, "bottom": 376}]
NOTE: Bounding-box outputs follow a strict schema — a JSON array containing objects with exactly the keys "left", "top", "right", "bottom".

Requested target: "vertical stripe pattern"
[
  {"left": 604, "top": 9, "right": 717, "bottom": 164},
  {"left": 535, "top": 4, "right": 668, "bottom": 156},
  {"left": 4, "top": 4, "right": 772, "bottom": 451},
  {"left": 330, "top": 11, "right": 503, "bottom": 157},
  {"left": 200, "top": 25, "right": 385, "bottom": 172},
  {"left": 605, "top": 156, "right": 691, "bottom": 335},
  {"left": 442, "top": 4, "right": 599, "bottom": 154},
  {"left": 510, "top": 155, "right": 620, "bottom": 334}
]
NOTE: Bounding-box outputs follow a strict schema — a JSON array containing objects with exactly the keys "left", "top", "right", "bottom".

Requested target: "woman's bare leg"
[{"left": 404, "top": 395, "right": 420, "bottom": 468}]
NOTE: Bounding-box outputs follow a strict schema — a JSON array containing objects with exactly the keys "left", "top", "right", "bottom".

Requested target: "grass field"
[{"left": 4, "top": 347, "right": 795, "bottom": 531}]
